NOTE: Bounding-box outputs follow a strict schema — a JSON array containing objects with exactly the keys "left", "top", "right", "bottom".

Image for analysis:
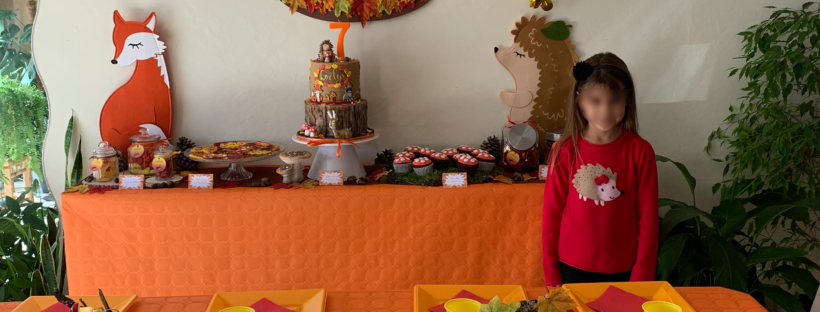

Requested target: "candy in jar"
[
  {"left": 127, "top": 128, "right": 160, "bottom": 175},
  {"left": 89, "top": 141, "right": 119, "bottom": 182},
  {"left": 151, "top": 145, "right": 175, "bottom": 180}
]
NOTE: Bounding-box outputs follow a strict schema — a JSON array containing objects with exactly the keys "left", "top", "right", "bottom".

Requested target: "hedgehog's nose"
[
  {"left": 111, "top": 59, "right": 118, "bottom": 65},
  {"left": 620, "top": 191, "right": 625, "bottom": 196},
  {"left": 494, "top": 47, "right": 499, "bottom": 53}
]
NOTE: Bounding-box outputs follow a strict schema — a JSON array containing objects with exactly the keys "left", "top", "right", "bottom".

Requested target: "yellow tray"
[
  {"left": 205, "top": 289, "right": 326, "bottom": 312},
  {"left": 414, "top": 285, "right": 528, "bottom": 312},
  {"left": 562, "top": 282, "right": 695, "bottom": 312},
  {"left": 12, "top": 295, "right": 137, "bottom": 312}
]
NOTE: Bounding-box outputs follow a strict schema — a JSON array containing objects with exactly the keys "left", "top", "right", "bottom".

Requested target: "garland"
[
  {"left": 281, "top": 0, "right": 429, "bottom": 27},
  {"left": 314, "top": 64, "right": 352, "bottom": 88}
]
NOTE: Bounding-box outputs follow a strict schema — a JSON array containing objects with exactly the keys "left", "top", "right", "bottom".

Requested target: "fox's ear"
[
  {"left": 143, "top": 12, "right": 157, "bottom": 31},
  {"left": 113, "top": 10, "right": 125, "bottom": 25}
]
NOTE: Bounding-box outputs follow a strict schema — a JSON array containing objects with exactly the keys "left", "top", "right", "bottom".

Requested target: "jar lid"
[
  {"left": 153, "top": 145, "right": 174, "bottom": 157},
  {"left": 544, "top": 128, "right": 564, "bottom": 142},
  {"left": 129, "top": 127, "right": 160, "bottom": 144},
  {"left": 508, "top": 124, "right": 537, "bottom": 151},
  {"left": 92, "top": 141, "right": 117, "bottom": 157}
]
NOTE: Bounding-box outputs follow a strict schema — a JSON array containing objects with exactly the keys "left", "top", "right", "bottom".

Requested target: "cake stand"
[
  {"left": 183, "top": 145, "right": 284, "bottom": 181},
  {"left": 292, "top": 132, "right": 379, "bottom": 180}
]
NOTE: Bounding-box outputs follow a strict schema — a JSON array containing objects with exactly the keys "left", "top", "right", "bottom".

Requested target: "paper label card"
[
  {"left": 118, "top": 175, "right": 144, "bottom": 190},
  {"left": 443, "top": 172, "right": 468, "bottom": 188},
  {"left": 188, "top": 174, "right": 214, "bottom": 189},
  {"left": 319, "top": 171, "right": 344, "bottom": 186},
  {"left": 539, "top": 165, "right": 549, "bottom": 180}
]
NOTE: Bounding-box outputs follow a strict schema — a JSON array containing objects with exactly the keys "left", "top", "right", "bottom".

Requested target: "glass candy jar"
[
  {"left": 127, "top": 128, "right": 160, "bottom": 175},
  {"left": 152, "top": 145, "right": 175, "bottom": 180},
  {"left": 501, "top": 123, "right": 540, "bottom": 173},
  {"left": 89, "top": 141, "right": 119, "bottom": 182}
]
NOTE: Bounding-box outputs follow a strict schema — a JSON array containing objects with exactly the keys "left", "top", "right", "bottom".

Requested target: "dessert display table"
[
  {"left": 292, "top": 132, "right": 379, "bottom": 180},
  {"left": 62, "top": 165, "right": 542, "bottom": 296},
  {"left": 0, "top": 288, "right": 768, "bottom": 312}
]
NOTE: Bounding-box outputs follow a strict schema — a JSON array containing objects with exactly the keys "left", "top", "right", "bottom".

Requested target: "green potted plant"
[
  {"left": 656, "top": 156, "right": 819, "bottom": 312},
  {"left": 0, "top": 76, "right": 48, "bottom": 185}
]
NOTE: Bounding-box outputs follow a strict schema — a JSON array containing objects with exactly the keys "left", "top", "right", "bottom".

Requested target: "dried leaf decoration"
[
  {"left": 480, "top": 296, "right": 521, "bottom": 312},
  {"left": 335, "top": 0, "right": 352, "bottom": 17},
  {"left": 284, "top": 0, "right": 307, "bottom": 14},
  {"left": 534, "top": 289, "right": 578, "bottom": 312},
  {"left": 523, "top": 173, "right": 538, "bottom": 181},
  {"left": 350, "top": 0, "right": 379, "bottom": 27},
  {"left": 293, "top": 179, "right": 319, "bottom": 190},
  {"left": 65, "top": 184, "right": 89, "bottom": 194},
  {"left": 372, "top": 169, "right": 391, "bottom": 181},
  {"left": 321, "top": 0, "right": 336, "bottom": 14},
  {"left": 490, "top": 175, "right": 514, "bottom": 185}
]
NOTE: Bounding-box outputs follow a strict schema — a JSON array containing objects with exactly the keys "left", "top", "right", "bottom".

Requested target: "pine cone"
[
  {"left": 480, "top": 135, "right": 503, "bottom": 161},
  {"left": 175, "top": 137, "right": 199, "bottom": 171},
  {"left": 374, "top": 149, "right": 395, "bottom": 165},
  {"left": 115, "top": 148, "right": 128, "bottom": 173}
]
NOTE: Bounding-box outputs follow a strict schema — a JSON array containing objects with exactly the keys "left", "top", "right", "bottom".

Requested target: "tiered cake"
[{"left": 299, "top": 40, "right": 372, "bottom": 139}]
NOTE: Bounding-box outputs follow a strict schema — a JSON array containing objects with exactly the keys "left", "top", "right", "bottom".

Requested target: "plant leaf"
[
  {"left": 772, "top": 266, "right": 819, "bottom": 298},
  {"left": 490, "top": 175, "right": 513, "bottom": 185},
  {"left": 754, "top": 205, "right": 795, "bottom": 235},
  {"left": 656, "top": 155, "right": 697, "bottom": 204},
  {"left": 534, "top": 288, "right": 577, "bottom": 312},
  {"left": 69, "top": 137, "right": 83, "bottom": 187},
  {"left": 38, "top": 235, "right": 57, "bottom": 294},
  {"left": 480, "top": 296, "right": 521, "bottom": 312},
  {"left": 710, "top": 199, "right": 747, "bottom": 239},
  {"left": 540, "top": 21, "right": 571, "bottom": 41},
  {"left": 757, "top": 285, "right": 805, "bottom": 312},
  {"left": 747, "top": 247, "right": 808, "bottom": 266},
  {"left": 657, "top": 234, "right": 688, "bottom": 280},
  {"left": 660, "top": 206, "right": 707, "bottom": 238},
  {"left": 705, "top": 237, "right": 747, "bottom": 291}
]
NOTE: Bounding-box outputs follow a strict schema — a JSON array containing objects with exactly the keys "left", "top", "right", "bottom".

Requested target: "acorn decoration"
[
  {"left": 175, "top": 137, "right": 199, "bottom": 171},
  {"left": 481, "top": 136, "right": 503, "bottom": 162},
  {"left": 374, "top": 149, "right": 395, "bottom": 166}
]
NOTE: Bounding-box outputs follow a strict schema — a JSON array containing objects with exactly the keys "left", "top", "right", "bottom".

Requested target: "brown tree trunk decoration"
[{"left": 304, "top": 102, "right": 368, "bottom": 138}]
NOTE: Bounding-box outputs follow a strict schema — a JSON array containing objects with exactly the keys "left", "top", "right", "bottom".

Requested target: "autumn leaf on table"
[
  {"left": 335, "top": 0, "right": 351, "bottom": 17},
  {"left": 65, "top": 184, "right": 89, "bottom": 194},
  {"left": 523, "top": 173, "right": 538, "bottom": 181},
  {"left": 350, "top": 0, "right": 378, "bottom": 27},
  {"left": 292, "top": 180, "right": 319, "bottom": 190},
  {"left": 480, "top": 296, "right": 521, "bottom": 312},
  {"left": 366, "top": 168, "right": 391, "bottom": 181},
  {"left": 490, "top": 175, "right": 514, "bottom": 185},
  {"left": 87, "top": 186, "right": 113, "bottom": 194},
  {"left": 217, "top": 181, "right": 241, "bottom": 189},
  {"left": 534, "top": 288, "right": 578, "bottom": 312},
  {"left": 271, "top": 183, "right": 293, "bottom": 190}
]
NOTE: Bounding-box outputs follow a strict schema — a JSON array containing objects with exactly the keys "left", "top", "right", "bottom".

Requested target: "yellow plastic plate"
[
  {"left": 205, "top": 289, "right": 326, "bottom": 312},
  {"left": 562, "top": 282, "right": 695, "bottom": 312},
  {"left": 414, "top": 285, "right": 528, "bottom": 312},
  {"left": 12, "top": 295, "right": 137, "bottom": 312}
]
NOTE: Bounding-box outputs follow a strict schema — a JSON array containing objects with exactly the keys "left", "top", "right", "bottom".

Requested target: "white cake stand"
[{"left": 292, "top": 132, "right": 379, "bottom": 180}]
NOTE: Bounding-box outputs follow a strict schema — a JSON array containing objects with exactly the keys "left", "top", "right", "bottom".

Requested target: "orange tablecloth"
[
  {"left": 0, "top": 288, "right": 768, "bottom": 312},
  {"left": 62, "top": 183, "right": 544, "bottom": 296}
]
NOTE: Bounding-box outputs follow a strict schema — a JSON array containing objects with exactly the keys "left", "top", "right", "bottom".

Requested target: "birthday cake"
[{"left": 299, "top": 40, "right": 372, "bottom": 139}]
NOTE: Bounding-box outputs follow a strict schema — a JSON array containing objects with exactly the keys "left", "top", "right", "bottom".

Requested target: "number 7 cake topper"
[{"left": 100, "top": 10, "right": 172, "bottom": 152}]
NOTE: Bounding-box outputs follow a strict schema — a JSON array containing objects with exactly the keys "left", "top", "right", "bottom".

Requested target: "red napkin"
[
  {"left": 42, "top": 303, "right": 70, "bottom": 312},
  {"left": 585, "top": 286, "right": 650, "bottom": 312},
  {"left": 428, "top": 290, "right": 489, "bottom": 312},
  {"left": 249, "top": 298, "right": 291, "bottom": 312}
]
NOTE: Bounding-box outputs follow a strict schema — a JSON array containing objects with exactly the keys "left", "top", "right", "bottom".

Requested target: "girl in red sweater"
[{"left": 543, "top": 52, "right": 659, "bottom": 285}]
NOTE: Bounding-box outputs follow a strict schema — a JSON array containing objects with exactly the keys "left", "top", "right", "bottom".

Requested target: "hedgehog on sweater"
[{"left": 572, "top": 164, "right": 624, "bottom": 206}]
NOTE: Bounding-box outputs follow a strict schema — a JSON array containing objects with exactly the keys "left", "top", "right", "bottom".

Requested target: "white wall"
[{"left": 33, "top": 0, "right": 803, "bottom": 207}]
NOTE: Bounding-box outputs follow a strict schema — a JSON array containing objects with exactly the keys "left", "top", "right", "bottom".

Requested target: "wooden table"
[{"left": 0, "top": 288, "right": 768, "bottom": 312}]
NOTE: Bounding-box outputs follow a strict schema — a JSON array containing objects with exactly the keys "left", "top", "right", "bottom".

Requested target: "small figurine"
[
  {"left": 328, "top": 111, "right": 352, "bottom": 139},
  {"left": 318, "top": 39, "right": 336, "bottom": 63},
  {"left": 343, "top": 85, "right": 355, "bottom": 102},
  {"left": 313, "top": 85, "right": 323, "bottom": 102}
]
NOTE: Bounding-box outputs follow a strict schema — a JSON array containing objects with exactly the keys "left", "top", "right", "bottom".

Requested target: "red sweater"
[{"left": 542, "top": 130, "right": 658, "bottom": 285}]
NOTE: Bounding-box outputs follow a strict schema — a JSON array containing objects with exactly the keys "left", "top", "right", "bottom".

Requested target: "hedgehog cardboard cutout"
[
  {"left": 495, "top": 16, "right": 578, "bottom": 143},
  {"left": 100, "top": 10, "right": 172, "bottom": 151}
]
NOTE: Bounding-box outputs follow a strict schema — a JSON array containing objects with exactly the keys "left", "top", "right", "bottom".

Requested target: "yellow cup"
[
  {"left": 643, "top": 301, "right": 682, "bottom": 312},
  {"left": 219, "top": 307, "right": 255, "bottom": 312},
  {"left": 444, "top": 298, "right": 481, "bottom": 312}
]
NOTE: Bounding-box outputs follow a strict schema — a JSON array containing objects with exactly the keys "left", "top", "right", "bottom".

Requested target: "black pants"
[{"left": 559, "top": 262, "right": 631, "bottom": 284}]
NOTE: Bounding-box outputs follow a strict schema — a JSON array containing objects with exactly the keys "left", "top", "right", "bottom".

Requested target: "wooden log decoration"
[{"left": 304, "top": 101, "right": 368, "bottom": 138}]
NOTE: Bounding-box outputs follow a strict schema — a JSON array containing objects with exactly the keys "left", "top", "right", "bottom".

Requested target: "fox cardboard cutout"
[{"left": 100, "top": 10, "right": 171, "bottom": 151}]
